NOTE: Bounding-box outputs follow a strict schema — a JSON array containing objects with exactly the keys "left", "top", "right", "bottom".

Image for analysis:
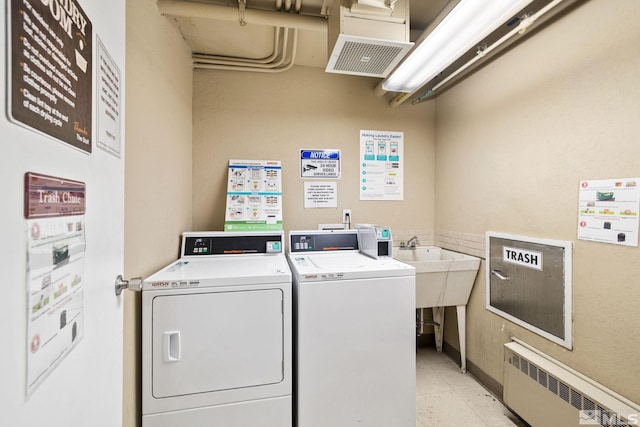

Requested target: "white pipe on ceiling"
[
  {"left": 192, "top": 27, "right": 285, "bottom": 66},
  {"left": 193, "top": 27, "right": 293, "bottom": 70},
  {"left": 156, "top": 0, "right": 327, "bottom": 32},
  {"left": 194, "top": 29, "right": 299, "bottom": 73}
]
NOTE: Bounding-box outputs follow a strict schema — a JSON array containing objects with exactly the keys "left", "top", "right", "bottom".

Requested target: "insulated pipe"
[{"left": 156, "top": 0, "right": 327, "bottom": 32}]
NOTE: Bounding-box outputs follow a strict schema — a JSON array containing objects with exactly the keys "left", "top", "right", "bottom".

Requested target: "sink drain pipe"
[{"left": 416, "top": 308, "right": 439, "bottom": 336}]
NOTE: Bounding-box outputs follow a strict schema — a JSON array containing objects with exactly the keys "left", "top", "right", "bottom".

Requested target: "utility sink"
[
  {"left": 393, "top": 246, "right": 480, "bottom": 308},
  {"left": 393, "top": 246, "right": 480, "bottom": 373}
]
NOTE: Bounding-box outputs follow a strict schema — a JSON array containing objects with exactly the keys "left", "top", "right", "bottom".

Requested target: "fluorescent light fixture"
[{"left": 382, "top": 0, "right": 534, "bottom": 93}]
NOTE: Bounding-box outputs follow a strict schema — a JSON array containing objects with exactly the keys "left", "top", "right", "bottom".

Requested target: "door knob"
[{"left": 115, "top": 275, "right": 143, "bottom": 295}]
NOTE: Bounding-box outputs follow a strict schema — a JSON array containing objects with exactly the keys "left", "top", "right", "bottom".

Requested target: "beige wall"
[
  {"left": 192, "top": 67, "right": 436, "bottom": 240},
  {"left": 435, "top": 0, "right": 640, "bottom": 403},
  {"left": 123, "top": 0, "right": 193, "bottom": 425}
]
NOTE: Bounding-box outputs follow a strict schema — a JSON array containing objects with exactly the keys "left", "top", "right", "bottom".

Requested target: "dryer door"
[{"left": 151, "top": 289, "right": 284, "bottom": 398}]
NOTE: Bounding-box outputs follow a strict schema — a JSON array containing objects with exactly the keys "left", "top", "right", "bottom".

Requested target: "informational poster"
[
  {"left": 300, "top": 149, "right": 341, "bottom": 179},
  {"left": 304, "top": 182, "right": 337, "bottom": 208},
  {"left": 26, "top": 216, "right": 85, "bottom": 396},
  {"left": 359, "top": 130, "right": 404, "bottom": 200},
  {"left": 224, "top": 160, "right": 283, "bottom": 231},
  {"left": 9, "top": 0, "right": 93, "bottom": 153},
  {"left": 96, "top": 36, "right": 122, "bottom": 157},
  {"left": 578, "top": 178, "right": 640, "bottom": 247},
  {"left": 24, "top": 173, "right": 86, "bottom": 396}
]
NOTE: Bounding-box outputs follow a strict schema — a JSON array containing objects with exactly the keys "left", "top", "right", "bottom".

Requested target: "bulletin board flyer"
[{"left": 224, "top": 160, "right": 283, "bottom": 231}]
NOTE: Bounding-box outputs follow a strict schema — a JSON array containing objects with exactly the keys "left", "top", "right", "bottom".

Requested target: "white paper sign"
[
  {"left": 304, "top": 182, "right": 337, "bottom": 208},
  {"left": 96, "top": 36, "right": 122, "bottom": 157}
]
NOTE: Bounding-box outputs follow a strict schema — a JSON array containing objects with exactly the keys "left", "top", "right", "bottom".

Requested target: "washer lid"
[
  {"left": 287, "top": 251, "right": 414, "bottom": 282},
  {"left": 143, "top": 254, "right": 291, "bottom": 290}
]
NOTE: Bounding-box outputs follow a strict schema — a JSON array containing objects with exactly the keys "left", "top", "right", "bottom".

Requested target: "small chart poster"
[
  {"left": 359, "top": 130, "right": 404, "bottom": 201},
  {"left": 9, "top": 0, "right": 93, "bottom": 152},
  {"left": 224, "top": 160, "right": 283, "bottom": 231},
  {"left": 578, "top": 178, "right": 640, "bottom": 247}
]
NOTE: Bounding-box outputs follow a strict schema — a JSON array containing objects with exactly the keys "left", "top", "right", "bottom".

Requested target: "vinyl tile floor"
[{"left": 416, "top": 346, "right": 527, "bottom": 427}]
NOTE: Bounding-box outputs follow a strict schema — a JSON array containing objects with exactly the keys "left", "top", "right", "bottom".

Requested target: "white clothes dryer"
[
  {"left": 141, "top": 231, "right": 292, "bottom": 427},
  {"left": 287, "top": 230, "right": 416, "bottom": 427}
]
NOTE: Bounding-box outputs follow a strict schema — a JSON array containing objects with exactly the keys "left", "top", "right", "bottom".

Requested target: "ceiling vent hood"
[{"left": 325, "top": 0, "right": 413, "bottom": 78}]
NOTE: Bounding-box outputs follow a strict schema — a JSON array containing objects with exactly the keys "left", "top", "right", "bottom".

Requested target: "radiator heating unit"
[{"left": 504, "top": 340, "right": 639, "bottom": 427}]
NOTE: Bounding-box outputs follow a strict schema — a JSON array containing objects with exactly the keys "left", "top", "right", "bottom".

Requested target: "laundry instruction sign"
[
  {"left": 300, "top": 149, "right": 341, "bottom": 179},
  {"left": 502, "top": 246, "right": 543, "bottom": 271},
  {"left": 224, "top": 159, "right": 283, "bottom": 231}
]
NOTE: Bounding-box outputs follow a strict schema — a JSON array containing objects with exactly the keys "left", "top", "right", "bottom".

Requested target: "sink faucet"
[{"left": 406, "top": 236, "right": 419, "bottom": 249}]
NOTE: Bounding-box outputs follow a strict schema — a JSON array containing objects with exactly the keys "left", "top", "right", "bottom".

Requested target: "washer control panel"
[{"left": 182, "top": 232, "right": 284, "bottom": 256}]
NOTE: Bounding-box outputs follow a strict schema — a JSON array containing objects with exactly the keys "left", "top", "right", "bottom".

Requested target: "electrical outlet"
[{"left": 342, "top": 209, "right": 351, "bottom": 225}]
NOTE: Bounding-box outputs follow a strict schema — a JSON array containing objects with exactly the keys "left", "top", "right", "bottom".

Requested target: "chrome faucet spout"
[{"left": 406, "top": 236, "right": 419, "bottom": 249}]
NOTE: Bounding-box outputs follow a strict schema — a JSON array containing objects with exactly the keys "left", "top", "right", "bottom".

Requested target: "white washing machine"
[
  {"left": 287, "top": 230, "right": 416, "bottom": 427},
  {"left": 141, "top": 231, "right": 292, "bottom": 427}
]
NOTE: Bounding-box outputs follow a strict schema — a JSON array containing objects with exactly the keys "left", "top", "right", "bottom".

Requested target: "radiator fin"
[
  {"left": 571, "top": 389, "right": 582, "bottom": 410},
  {"left": 560, "top": 381, "right": 570, "bottom": 403},
  {"left": 549, "top": 376, "right": 558, "bottom": 395},
  {"left": 539, "top": 370, "right": 548, "bottom": 388}
]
